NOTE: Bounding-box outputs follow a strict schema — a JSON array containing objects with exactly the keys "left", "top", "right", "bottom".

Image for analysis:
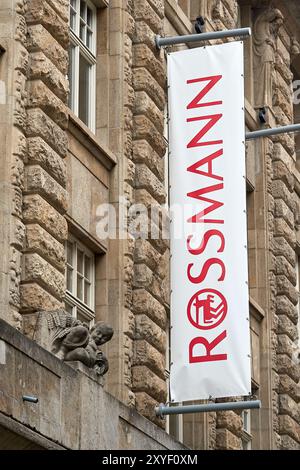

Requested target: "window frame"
[
  {"left": 65, "top": 234, "right": 96, "bottom": 325},
  {"left": 241, "top": 409, "right": 252, "bottom": 450},
  {"left": 69, "top": 0, "right": 97, "bottom": 132}
]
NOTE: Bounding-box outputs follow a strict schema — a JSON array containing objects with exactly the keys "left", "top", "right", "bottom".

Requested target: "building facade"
[{"left": 0, "top": 0, "right": 299, "bottom": 450}]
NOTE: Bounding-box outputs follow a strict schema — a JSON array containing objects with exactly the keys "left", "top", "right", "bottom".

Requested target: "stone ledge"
[
  {"left": 0, "top": 319, "right": 185, "bottom": 450},
  {"left": 68, "top": 112, "right": 117, "bottom": 170},
  {"left": 0, "top": 412, "right": 66, "bottom": 450}
]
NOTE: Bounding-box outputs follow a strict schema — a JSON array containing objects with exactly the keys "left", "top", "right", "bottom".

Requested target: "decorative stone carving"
[
  {"left": 253, "top": 8, "right": 284, "bottom": 108},
  {"left": 47, "top": 310, "right": 114, "bottom": 376}
]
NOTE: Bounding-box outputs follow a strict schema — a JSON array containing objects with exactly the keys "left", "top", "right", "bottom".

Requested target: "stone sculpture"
[
  {"left": 253, "top": 8, "right": 284, "bottom": 108},
  {"left": 47, "top": 310, "right": 113, "bottom": 376}
]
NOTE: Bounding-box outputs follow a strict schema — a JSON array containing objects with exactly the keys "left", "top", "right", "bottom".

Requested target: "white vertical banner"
[{"left": 168, "top": 41, "right": 251, "bottom": 402}]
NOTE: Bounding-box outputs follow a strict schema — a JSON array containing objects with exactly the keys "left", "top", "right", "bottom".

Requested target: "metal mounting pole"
[
  {"left": 155, "top": 27, "right": 251, "bottom": 49},
  {"left": 155, "top": 400, "right": 261, "bottom": 418},
  {"left": 246, "top": 123, "right": 300, "bottom": 140}
]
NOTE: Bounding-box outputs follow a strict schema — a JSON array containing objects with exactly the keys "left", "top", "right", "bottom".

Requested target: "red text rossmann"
[{"left": 185, "top": 75, "right": 228, "bottom": 364}]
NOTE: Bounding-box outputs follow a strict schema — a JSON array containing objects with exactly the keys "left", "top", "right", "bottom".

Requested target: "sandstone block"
[
  {"left": 277, "top": 354, "right": 300, "bottom": 383},
  {"left": 47, "top": 0, "right": 69, "bottom": 23},
  {"left": 217, "top": 411, "right": 242, "bottom": 436},
  {"left": 21, "top": 283, "right": 62, "bottom": 313},
  {"left": 147, "top": 0, "right": 164, "bottom": 18},
  {"left": 277, "top": 315, "right": 298, "bottom": 341},
  {"left": 135, "top": 163, "right": 165, "bottom": 203},
  {"left": 132, "top": 289, "right": 167, "bottom": 328},
  {"left": 216, "top": 429, "right": 241, "bottom": 450},
  {"left": 276, "top": 276, "right": 298, "bottom": 305},
  {"left": 27, "top": 80, "right": 68, "bottom": 129},
  {"left": 276, "top": 296, "right": 298, "bottom": 323},
  {"left": 133, "top": 67, "right": 165, "bottom": 112},
  {"left": 27, "top": 24, "right": 68, "bottom": 75},
  {"left": 280, "top": 435, "right": 300, "bottom": 450},
  {"left": 23, "top": 194, "right": 68, "bottom": 243},
  {"left": 133, "top": 264, "right": 153, "bottom": 288},
  {"left": 273, "top": 237, "right": 295, "bottom": 266},
  {"left": 26, "top": 0, "right": 69, "bottom": 48},
  {"left": 133, "top": 140, "right": 164, "bottom": 181},
  {"left": 135, "top": 91, "right": 164, "bottom": 133},
  {"left": 132, "top": 365, "right": 167, "bottom": 403},
  {"left": 134, "top": 0, "right": 163, "bottom": 34},
  {"left": 273, "top": 161, "right": 294, "bottom": 192},
  {"left": 133, "top": 115, "right": 166, "bottom": 157},
  {"left": 25, "top": 224, "right": 65, "bottom": 273},
  {"left": 279, "top": 415, "right": 300, "bottom": 444},
  {"left": 23, "top": 253, "right": 65, "bottom": 300},
  {"left": 27, "top": 108, "right": 68, "bottom": 157},
  {"left": 274, "top": 200, "right": 294, "bottom": 229},
  {"left": 277, "top": 334, "right": 296, "bottom": 358},
  {"left": 272, "top": 180, "right": 294, "bottom": 210},
  {"left": 133, "top": 340, "right": 165, "bottom": 379},
  {"left": 133, "top": 44, "right": 165, "bottom": 89},
  {"left": 27, "top": 137, "right": 66, "bottom": 186},
  {"left": 279, "top": 394, "right": 300, "bottom": 422},
  {"left": 275, "top": 256, "right": 296, "bottom": 284},
  {"left": 135, "top": 314, "right": 166, "bottom": 353},
  {"left": 25, "top": 165, "right": 68, "bottom": 213},
  {"left": 135, "top": 392, "right": 164, "bottom": 428},
  {"left": 134, "top": 239, "right": 161, "bottom": 271},
  {"left": 134, "top": 21, "right": 159, "bottom": 51},
  {"left": 279, "top": 375, "right": 300, "bottom": 403}
]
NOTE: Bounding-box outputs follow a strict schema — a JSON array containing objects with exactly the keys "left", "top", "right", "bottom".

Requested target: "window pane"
[
  {"left": 67, "top": 241, "right": 73, "bottom": 265},
  {"left": 84, "top": 255, "right": 91, "bottom": 280},
  {"left": 71, "top": 0, "right": 77, "bottom": 9},
  {"left": 80, "top": 20, "right": 85, "bottom": 42},
  {"left": 77, "top": 249, "right": 84, "bottom": 274},
  {"left": 87, "top": 7, "right": 93, "bottom": 27},
  {"left": 68, "top": 44, "right": 76, "bottom": 110},
  {"left": 87, "top": 29, "right": 93, "bottom": 50},
  {"left": 84, "top": 280, "right": 90, "bottom": 305},
  {"left": 77, "top": 274, "right": 83, "bottom": 300},
  {"left": 65, "top": 302, "right": 73, "bottom": 315},
  {"left": 67, "top": 267, "right": 73, "bottom": 292},
  {"left": 70, "top": 7, "right": 76, "bottom": 31},
  {"left": 78, "top": 53, "right": 91, "bottom": 126},
  {"left": 80, "top": 0, "right": 86, "bottom": 20}
]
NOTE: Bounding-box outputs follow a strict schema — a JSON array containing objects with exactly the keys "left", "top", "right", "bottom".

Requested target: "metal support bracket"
[
  {"left": 155, "top": 400, "right": 261, "bottom": 418},
  {"left": 246, "top": 123, "right": 300, "bottom": 140},
  {"left": 155, "top": 27, "right": 251, "bottom": 49}
]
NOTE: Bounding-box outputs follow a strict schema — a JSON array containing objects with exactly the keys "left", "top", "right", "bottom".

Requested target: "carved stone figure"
[
  {"left": 253, "top": 8, "right": 284, "bottom": 108},
  {"left": 47, "top": 310, "right": 114, "bottom": 376}
]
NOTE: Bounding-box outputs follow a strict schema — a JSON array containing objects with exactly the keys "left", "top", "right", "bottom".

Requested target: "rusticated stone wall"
[
  {"left": 21, "top": 0, "right": 69, "bottom": 317},
  {"left": 130, "top": 0, "right": 169, "bottom": 425},
  {"left": 271, "top": 18, "right": 300, "bottom": 449}
]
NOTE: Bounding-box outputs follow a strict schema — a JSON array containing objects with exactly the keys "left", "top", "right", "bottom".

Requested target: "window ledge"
[
  {"left": 93, "top": 0, "right": 109, "bottom": 7},
  {"left": 165, "top": 0, "right": 193, "bottom": 37},
  {"left": 249, "top": 296, "right": 265, "bottom": 322},
  {"left": 68, "top": 111, "right": 117, "bottom": 171}
]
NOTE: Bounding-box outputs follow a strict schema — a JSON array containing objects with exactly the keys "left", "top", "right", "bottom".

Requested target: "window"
[
  {"left": 241, "top": 410, "right": 252, "bottom": 450},
  {"left": 68, "top": 0, "right": 97, "bottom": 131},
  {"left": 65, "top": 235, "right": 95, "bottom": 325}
]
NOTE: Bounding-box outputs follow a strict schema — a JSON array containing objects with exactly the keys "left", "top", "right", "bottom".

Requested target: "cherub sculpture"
[{"left": 47, "top": 310, "right": 113, "bottom": 376}]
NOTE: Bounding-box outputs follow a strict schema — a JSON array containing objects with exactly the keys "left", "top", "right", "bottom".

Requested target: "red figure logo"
[{"left": 187, "top": 289, "right": 227, "bottom": 330}]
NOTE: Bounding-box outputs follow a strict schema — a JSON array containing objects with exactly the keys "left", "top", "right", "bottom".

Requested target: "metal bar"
[
  {"left": 155, "top": 400, "right": 261, "bottom": 418},
  {"left": 155, "top": 27, "right": 251, "bottom": 49},
  {"left": 246, "top": 124, "right": 300, "bottom": 140},
  {"left": 22, "top": 395, "right": 39, "bottom": 404}
]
